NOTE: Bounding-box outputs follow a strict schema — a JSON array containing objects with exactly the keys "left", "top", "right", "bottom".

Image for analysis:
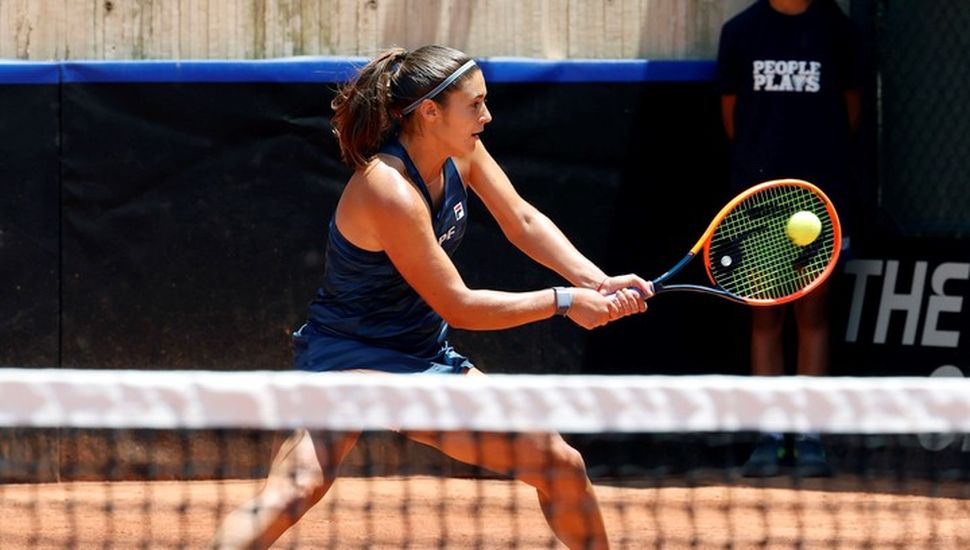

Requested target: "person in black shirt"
[{"left": 716, "top": 0, "right": 860, "bottom": 477}]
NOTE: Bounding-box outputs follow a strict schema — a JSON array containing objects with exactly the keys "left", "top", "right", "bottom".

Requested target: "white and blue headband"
[{"left": 401, "top": 59, "right": 478, "bottom": 116}]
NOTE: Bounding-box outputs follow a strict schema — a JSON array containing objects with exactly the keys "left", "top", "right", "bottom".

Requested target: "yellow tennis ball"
[{"left": 786, "top": 211, "right": 822, "bottom": 246}]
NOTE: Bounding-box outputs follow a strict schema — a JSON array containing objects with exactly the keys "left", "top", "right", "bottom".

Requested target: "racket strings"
[
  {"left": 728, "top": 191, "right": 832, "bottom": 298},
  {"left": 709, "top": 185, "right": 836, "bottom": 301},
  {"left": 731, "top": 189, "right": 832, "bottom": 298}
]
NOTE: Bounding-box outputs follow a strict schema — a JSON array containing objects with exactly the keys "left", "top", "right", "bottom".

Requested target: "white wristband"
[{"left": 552, "top": 287, "right": 573, "bottom": 316}]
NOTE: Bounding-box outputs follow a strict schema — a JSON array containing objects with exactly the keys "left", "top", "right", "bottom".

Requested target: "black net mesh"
[{"left": 875, "top": 0, "right": 970, "bottom": 237}]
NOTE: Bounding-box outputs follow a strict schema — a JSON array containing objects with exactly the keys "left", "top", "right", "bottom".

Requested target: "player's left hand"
[{"left": 598, "top": 274, "right": 653, "bottom": 319}]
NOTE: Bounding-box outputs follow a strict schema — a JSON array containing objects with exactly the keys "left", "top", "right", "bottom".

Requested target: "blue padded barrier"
[
  {"left": 0, "top": 61, "right": 59, "bottom": 84},
  {"left": 1, "top": 58, "right": 715, "bottom": 84}
]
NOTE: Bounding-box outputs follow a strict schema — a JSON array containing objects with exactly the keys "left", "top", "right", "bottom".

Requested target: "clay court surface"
[{"left": 1, "top": 475, "right": 968, "bottom": 549}]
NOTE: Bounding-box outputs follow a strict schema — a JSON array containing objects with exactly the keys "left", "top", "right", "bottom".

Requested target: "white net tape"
[{"left": 2, "top": 369, "right": 970, "bottom": 434}]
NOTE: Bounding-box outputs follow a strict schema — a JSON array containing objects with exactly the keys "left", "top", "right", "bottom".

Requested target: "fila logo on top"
[{"left": 438, "top": 202, "right": 464, "bottom": 245}]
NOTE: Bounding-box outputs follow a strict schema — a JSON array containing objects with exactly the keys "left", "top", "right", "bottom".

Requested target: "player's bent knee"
[
  {"left": 526, "top": 442, "right": 591, "bottom": 497},
  {"left": 551, "top": 442, "right": 587, "bottom": 473}
]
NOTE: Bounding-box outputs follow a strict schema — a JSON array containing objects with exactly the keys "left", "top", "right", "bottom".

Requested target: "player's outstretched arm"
[{"left": 460, "top": 141, "right": 652, "bottom": 315}]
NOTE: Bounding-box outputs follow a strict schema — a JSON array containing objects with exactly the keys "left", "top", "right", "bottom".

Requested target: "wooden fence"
[{"left": 0, "top": 0, "right": 848, "bottom": 61}]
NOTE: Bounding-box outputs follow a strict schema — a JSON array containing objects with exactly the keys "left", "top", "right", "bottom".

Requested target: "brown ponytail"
[{"left": 330, "top": 45, "right": 476, "bottom": 169}]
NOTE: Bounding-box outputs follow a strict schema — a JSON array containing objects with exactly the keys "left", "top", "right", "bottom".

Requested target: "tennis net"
[{"left": 1, "top": 369, "right": 969, "bottom": 549}]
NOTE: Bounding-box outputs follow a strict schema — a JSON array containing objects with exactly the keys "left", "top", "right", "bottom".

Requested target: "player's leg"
[
  {"left": 210, "top": 429, "right": 360, "bottom": 550},
  {"left": 743, "top": 306, "right": 789, "bottom": 476},
  {"left": 790, "top": 281, "right": 833, "bottom": 476},
  {"left": 792, "top": 279, "right": 830, "bottom": 377},
  {"left": 750, "top": 305, "right": 787, "bottom": 376},
  {"left": 406, "top": 368, "right": 609, "bottom": 550},
  {"left": 406, "top": 429, "right": 608, "bottom": 550}
]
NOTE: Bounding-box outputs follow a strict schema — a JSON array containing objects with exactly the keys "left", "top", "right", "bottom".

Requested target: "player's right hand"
[{"left": 566, "top": 288, "right": 644, "bottom": 329}]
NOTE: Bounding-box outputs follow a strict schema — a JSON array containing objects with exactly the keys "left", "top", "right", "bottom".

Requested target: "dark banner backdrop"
[
  {"left": 59, "top": 81, "right": 341, "bottom": 371},
  {"left": 0, "top": 65, "right": 60, "bottom": 368},
  {"left": 2, "top": 59, "right": 967, "bottom": 379}
]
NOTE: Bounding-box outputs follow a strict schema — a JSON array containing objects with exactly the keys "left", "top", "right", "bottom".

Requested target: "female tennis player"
[{"left": 211, "top": 45, "right": 652, "bottom": 550}]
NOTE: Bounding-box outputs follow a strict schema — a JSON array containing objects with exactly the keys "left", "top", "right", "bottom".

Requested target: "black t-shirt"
[{"left": 716, "top": 0, "right": 858, "bottom": 201}]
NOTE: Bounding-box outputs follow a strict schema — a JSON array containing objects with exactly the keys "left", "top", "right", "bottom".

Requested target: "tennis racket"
[{"left": 649, "top": 179, "right": 841, "bottom": 306}]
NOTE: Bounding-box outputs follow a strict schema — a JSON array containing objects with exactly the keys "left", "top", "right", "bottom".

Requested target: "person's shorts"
[{"left": 292, "top": 323, "right": 473, "bottom": 375}]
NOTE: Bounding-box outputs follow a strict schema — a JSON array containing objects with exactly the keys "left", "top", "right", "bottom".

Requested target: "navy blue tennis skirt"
[{"left": 292, "top": 323, "right": 473, "bottom": 375}]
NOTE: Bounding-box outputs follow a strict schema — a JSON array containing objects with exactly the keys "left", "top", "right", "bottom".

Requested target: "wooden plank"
[
  {"left": 466, "top": 0, "right": 502, "bottom": 57},
  {"left": 91, "top": 0, "right": 105, "bottom": 58},
  {"left": 206, "top": 0, "right": 232, "bottom": 58},
  {"left": 356, "top": 0, "right": 379, "bottom": 56},
  {"left": 263, "top": 0, "right": 301, "bottom": 57},
  {"left": 246, "top": 0, "right": 266, "bottom": 59},
  {"left": 372, "top": 0, "right": 482, "bottom": 57},
  {"left": 17, "top": 0, "right": 38, "bottom": 59},
  {"left": 618, "top": 0, "right": 642, "bottom": 59},
  {"left": 60, "top": 0, "right": 93, "bottom": 59},
  {"left": 568, "top": 0, "right": 602, "bottom": 58},
  {"left": 405, "top": 0, "right": 440, "bottom": 49},
  {"left": 539, "top": 0, "right": 570, "bottom": 59},
  {"left": 99, "top": 0, "right": 136, "bottom": 59},
  {"left": 497, "top": 0, "right": 571, "bottom": 59},
  {"left": 699, "top": 0, "right": 753, "bottom": 58},
  {"left": 177, "top": 0, "right": 210, "bottom": 59},
  {"left": 0, "top": 0, "right": 9, "bottom": 58},
  {"left": 331, "top": 0, "right": 359, "bottom": 55},
  {"left": 0, "top": 0, "right": 25, "bottom": 59},
  {"left": 689, "top": 0, "right": 720, "bottom": 59},
  {"left": 141, "top": 0, "right": 159, "bottom": 58},
  {"left": 375, "top": 0, "right": 409, "bottom": 52},
  {"left": 9, "top": 0, "right": 67, "bottom": 61},
  {"left": 460, "top": 0, "right": 493, "bottom": 56},
  {"left": 602, "top": 0, "right": 626, "bottom": 58},
  {"left": 20, "top": 0, "right": 65, "bottom": 59},
  {"left": 443, "top": 0, "right": 473, "bottom": 53},
  {"left": 299, "top": 0, "right": 322, "bottom": 55},
  {"left": 158, "top": 0, "right": 184, "bottom": 59},
  {"left": 484, "top": 0, "right": 513, "bottom": 57},
  {"left": 639, "top": 0, "right": 678, "bottom": 59},
  {"left": 0, "top": 1, "right": 9, "bottom": 57}
]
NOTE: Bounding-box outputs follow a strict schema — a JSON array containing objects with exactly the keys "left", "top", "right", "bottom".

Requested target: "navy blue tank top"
[{"left": 306, "top": 139, "right": 468, "bottom": 356}]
